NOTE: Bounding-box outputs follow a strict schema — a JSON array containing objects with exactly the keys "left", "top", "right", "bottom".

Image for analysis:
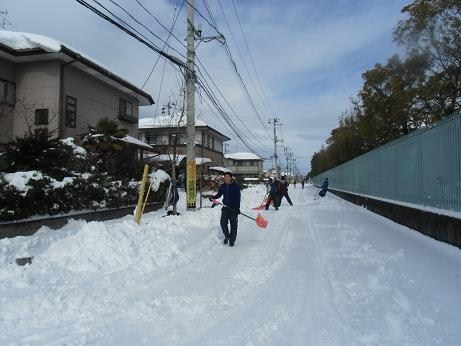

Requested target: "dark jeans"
[
  {"left": 265, "top": 194, "right": 280, "bottom": 210},
  {"left": 220, "top": 208, "right": 238, "bottom": 243},
  {"left": 281, "top": 192, "right": 293, "bottom": 206}
]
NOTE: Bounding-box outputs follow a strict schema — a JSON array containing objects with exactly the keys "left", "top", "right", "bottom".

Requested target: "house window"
[
  {"left": 35, "top": 109, "right": 49, "bottom": 126},
  {"left": 212, "top": 137, "right": 215, "bottom": 150},
  {"left": 0, "top": 79, "right": 15, "bottom": 106},
  {"left": 119, "top": 98, "right": 135, "bottom": 122},
  {"left": 145, "top": 134, "right": 157, "bottom": 145},
  {"left": 65, "top": 96, "right": 77, "bottom": 128}
]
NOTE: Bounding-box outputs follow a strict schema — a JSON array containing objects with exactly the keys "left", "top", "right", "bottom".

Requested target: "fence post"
[{"left": 134, "top": 164, "right": 150, "bottom": 224}]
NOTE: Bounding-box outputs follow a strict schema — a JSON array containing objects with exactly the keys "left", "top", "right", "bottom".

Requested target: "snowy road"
[{"left": 1, "top": 185, "right": 461, "bottom": 345}]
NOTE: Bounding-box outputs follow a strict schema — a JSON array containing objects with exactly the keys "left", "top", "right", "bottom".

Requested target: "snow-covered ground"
[{"left": 1, "top": 185, "right": 460, "bottom": 345}]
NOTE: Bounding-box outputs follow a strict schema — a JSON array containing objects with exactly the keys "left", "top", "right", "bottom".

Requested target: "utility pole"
[
  {"left": 185, "top": 0, "right": 224, "bottom": 211},
  {"left": 284, "top": 147, "right": 289, "bottom": 176},
  {"left": 185, "top": 0, "right": 196, "bottom": 210},
  {"left": 268, "top": 118, "right": 281, "bottom": 179}
]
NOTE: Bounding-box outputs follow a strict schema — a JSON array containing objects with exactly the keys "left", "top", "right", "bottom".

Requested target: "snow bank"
[
  {"left": 1, "top": 186, "right": 461, "bottom": 344},
  {"left": 41, "top": 220, "right": 181, "bottom": 273}
]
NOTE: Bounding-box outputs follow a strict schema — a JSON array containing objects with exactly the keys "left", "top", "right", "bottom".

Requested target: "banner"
[{"left": 186, "top": 159, "right": 196, "bottom": 209}]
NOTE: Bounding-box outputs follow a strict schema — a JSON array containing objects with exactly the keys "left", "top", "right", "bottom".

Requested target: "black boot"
[{"left": 223, "top": 238, "right": 229, "bottom": 245}]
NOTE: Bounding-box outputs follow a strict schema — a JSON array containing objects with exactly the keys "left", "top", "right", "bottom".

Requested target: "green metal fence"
[{"left": 313, "top": 114, "right": 461, "bottom": 214}]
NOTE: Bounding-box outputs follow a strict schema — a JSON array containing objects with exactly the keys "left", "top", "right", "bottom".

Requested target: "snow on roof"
[
  {"left": 0, "top": 31, "right": 154, "bottom": 105},
  {"left": 147, "top": 154, "right": 185, "bottom": 165},
  {"left": 210, "top": 166, "right": 232, "bottom": 173},
  {"left": 0, "top": 31, "right": 61, "bottom": 52},
  {"left": 139, "top": 115, "right": 207, "bottom": 129},
  {"left": 196, "top": 157, "right": 212, "bottom": 165},
  {"left": 224, "top": 152, "right": 262, "bottom": 161},
  {"left": 146, "top": 154, "right": 211, "bottom": 166},
  {"left": 120, "top": 135, "right": 153, "bottom": 150}
]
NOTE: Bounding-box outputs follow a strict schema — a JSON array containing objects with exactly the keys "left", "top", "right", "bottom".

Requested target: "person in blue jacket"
[
  {"left": 319, "top": 178, "right": 329, "bottom": 197},
  {"left": 210, "top": 172, "right": 241, "bottom": 247}
]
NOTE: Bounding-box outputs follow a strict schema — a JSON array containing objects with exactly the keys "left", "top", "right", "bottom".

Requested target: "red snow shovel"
[
  {"left": 252, "top": 194, "right": 269, "bottom": 210},
  {"left": 211, "top": 199, "right": 269, "bottom": 229}
]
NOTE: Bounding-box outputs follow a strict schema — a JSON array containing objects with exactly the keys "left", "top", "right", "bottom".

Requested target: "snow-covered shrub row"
[{"left": 0, "top": 134, "right": 168, "bottom": 222}]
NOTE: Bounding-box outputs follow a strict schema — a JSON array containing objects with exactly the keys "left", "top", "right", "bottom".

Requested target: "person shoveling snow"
[{"left": 208, "top": 171, "right": 241, "bottom": 247}]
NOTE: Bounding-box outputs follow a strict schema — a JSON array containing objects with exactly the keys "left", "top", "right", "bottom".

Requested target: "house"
[
  {"left": 224, "top": 152, "right": 263, "bottom": 178},
  {"left": 0, "top": 31, "right": 154, "bottom": 149},
  {"left": 139, "top": 115, "right": 230, "bottom": 167}
]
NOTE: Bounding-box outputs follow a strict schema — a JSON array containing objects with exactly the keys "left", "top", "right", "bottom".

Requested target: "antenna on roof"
[{"left": 0, "top": 10, "right": 8, "bottom": 29}]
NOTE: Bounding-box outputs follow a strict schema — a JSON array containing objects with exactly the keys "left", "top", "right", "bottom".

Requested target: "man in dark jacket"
[
  {"left": 280, "top": 176, "right": 293, "bottom": 206},
  {"left": 319, "top": 178, "right": 329, "bottom": 197},
  {"left": 266, "top": 178, "right": 282, "bottom": 210},
  {"left": 210, "top": 172, "right": 241, "bottom": 247}
]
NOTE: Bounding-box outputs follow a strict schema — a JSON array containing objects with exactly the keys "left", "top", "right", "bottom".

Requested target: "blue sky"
[{"left": 2, "top": 0, "right": 410, "bottom": 174}]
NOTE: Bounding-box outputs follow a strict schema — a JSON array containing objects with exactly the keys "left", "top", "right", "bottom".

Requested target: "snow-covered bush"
[{"left": 0, "top": 133, "right": 168, "bottom": 222}]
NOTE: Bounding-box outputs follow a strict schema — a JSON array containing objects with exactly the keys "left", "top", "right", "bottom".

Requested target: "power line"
[
  {"left": 210, "top": 0, "right": 272, "bottom": 139},
  {"left": 140, "top": 0, "right": 185, "bottom": 89},
  {"left": 77, "top": 0, "right": 267, "bottom": 156},
  {"left": 212, "top": 0, "right": 273, "bottom": 119},
  {"left": 102, "top": 0, "right": 187, "bottom": 61},
  {"left": 194, "top": 61, "right": 270, "bottom": 153},
  {"left": 231, "top": 0, "right": 277, "bottom": 119},
  {"left": 195, "top": 65, "right": 264, "bottom": 154},
  {"left": 184, "top": 0, "right": 222, "bottom": 35},
  {"left": 75, "top": 0, "right": 187, "bottom": 69},
  {"left": 135, "top": 0, "right": 187, "bottom": 51}
]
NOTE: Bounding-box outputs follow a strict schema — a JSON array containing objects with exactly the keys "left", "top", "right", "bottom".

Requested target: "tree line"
[{"left": 309, "top": 0, "right": 461, "bottom": 177}]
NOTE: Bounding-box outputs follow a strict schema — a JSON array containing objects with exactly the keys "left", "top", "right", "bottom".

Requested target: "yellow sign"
[{"left": 186, "top": 160, "right": 196, "bottom": 209}]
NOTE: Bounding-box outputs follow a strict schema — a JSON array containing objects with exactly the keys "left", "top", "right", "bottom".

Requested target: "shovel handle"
[{"left": 211, "top": 199, "right": 256, "bottom": 221}]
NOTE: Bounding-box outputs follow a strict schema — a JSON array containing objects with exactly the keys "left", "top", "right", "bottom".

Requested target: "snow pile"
[
  {"left": 60, "top": 137, "right": 87, "bottom": 157},
  {"left": 3, "top": 170, "right": 43, "bottom": 192},
  {"left": 149, "top": 169, "right": 170, "bottom": 192},
  {"left": 1, "top": 186, "right": 461, "bottom": 344},
  {"left": 40, "top": 220, "right": 181, "bottom": 273}
]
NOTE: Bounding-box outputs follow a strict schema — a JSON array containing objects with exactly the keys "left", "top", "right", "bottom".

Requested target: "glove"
[{"left": 237, "top": 209, "right": 241, "bottom": 214}]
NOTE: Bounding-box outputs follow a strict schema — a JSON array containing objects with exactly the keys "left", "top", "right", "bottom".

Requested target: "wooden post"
[{"left": 134, "top": 164, "right": 150, "bottom": 224}]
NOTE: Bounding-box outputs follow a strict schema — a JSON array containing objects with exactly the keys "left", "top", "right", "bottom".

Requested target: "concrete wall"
[{"left": 62, "top": 65, "right": 139, "bottom": 138}]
